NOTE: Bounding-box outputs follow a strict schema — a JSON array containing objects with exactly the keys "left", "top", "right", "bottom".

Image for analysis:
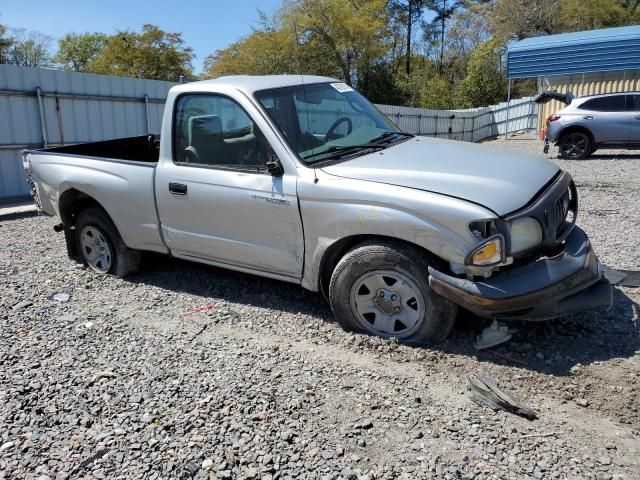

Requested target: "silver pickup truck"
[{"left": 22, "top": 75, "right": 612, "bottom": 343}]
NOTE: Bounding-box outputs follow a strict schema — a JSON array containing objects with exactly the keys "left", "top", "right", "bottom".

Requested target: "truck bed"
[
  {"left": 24, "top": 134, "right": 166, "bottom": 253},
  {"left": 39, "top": 135, "right": 160, "bottom": 163}
]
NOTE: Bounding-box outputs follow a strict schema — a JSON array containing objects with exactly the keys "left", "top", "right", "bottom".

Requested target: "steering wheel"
[{"left": 325, "top": 117, "right": 353, "bottom": 142}]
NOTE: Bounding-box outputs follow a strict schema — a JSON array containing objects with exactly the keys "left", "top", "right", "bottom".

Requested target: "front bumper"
[{"left": 428, "top": 226, "right": 613, "bottom": 321}]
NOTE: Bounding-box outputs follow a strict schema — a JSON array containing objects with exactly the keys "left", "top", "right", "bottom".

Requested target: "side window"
[
  {"left": 174, "top": 94, "right": 270, "bottom": 170},
  {"left": 579, "top": 96, "right": 626, "bottom": 112},
  {"left": 628, "top": 95, "right": 640, "bottom": 112}
]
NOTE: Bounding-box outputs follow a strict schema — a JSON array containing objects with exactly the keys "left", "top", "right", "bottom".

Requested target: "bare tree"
[{"left": 6, "top": 28, "right": 52, "bottom": 67}]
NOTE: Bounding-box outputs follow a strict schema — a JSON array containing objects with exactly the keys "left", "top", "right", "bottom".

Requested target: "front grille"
[
  {"left": 553, "top": 188, "right": 571, "bottom": 237},
  {"left": 505, "top": 172, "right": 578, "bottom": 255}
]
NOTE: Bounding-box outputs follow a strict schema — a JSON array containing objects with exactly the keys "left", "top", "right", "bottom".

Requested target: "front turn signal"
[{"left": 466, "top": 235, "right": 505, "bottom": 267}]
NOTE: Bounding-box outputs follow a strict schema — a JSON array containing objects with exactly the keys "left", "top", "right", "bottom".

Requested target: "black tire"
[
  {"left": 328, "top": 241, "right": 457, "bottom": 344},
  {"left": 558, "top": 132, "right": 591, "bottom": 159},
  {"left": 75, "top": 207, "right": 141, "bottom": 278}
]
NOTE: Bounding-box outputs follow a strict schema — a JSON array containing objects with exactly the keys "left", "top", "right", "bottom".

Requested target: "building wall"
[{"left": 538, "top": 69, "right": 640, "bottom": 132}]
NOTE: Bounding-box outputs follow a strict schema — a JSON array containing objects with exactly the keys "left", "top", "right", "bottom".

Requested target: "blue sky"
[{"left": 0, "top": 0, "right": 283, "bottom": 73}]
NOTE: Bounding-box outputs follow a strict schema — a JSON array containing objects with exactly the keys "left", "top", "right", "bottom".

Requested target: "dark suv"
[{"left": 544, "top": 92, "right": 640, "bottom": 159}]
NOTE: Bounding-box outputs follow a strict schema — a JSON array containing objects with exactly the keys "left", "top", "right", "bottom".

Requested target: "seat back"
[{"left": 188, "top": 115, "right": 224, "bottom": 164}]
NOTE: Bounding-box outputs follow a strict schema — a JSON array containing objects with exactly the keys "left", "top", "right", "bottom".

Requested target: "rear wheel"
[
  {"left": 329, "top": 241, "right": 457, "bottom": 344},
  {"left": 75, "top": 207, "right": 141, "bottom": 277},
  {"left": 558, "top": 132, "right": 591, "bottom": 159}
]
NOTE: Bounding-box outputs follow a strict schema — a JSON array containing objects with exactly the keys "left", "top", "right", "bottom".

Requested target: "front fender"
[{"left": 297, "top": 172, "right": 496, "bottom": 291}]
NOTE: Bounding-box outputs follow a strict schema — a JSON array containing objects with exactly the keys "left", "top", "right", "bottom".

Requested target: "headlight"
[
  {"left": 508, "top": 217, "right": 542, "bottom": 253},
  {"left": 465, "top": 235, "right": 505, "bottom": 267}
]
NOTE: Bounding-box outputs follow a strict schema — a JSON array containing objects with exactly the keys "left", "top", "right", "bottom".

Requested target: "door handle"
[
  {"left": 169, "top": 182, "right": 187, "bottom": 195},
  {"left": 635, "top": 116, "right": 640, "bottom": 120},
  {"left": 583, "top": 116, "right": 593, "bottom": 120}
]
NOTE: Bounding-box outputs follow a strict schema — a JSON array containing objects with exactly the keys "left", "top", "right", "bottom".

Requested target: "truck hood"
[{"left": 320, "top": 136, "right": 559, "bottom": 216}]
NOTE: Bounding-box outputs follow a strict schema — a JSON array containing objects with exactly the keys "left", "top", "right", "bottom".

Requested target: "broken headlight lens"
[
  {"left": 508, "top": 217, "right": 542, "bottom": 254},
  {"left": 466, "top": 235, "right": 505, "bottom": 267}
]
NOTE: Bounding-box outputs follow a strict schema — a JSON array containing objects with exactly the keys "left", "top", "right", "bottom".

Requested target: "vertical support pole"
[
  {"left": 396, "top": 112, "right": 400, "bottom": 129},
  {"left": 504, "top": 79, "right": 512, "bottom": 140},
  {"left": 461, "top": 116, "right": 466, "bottom": 142},
  {"left": 470, "top": 115, "right": 475, "bottom": 142},
  {"left": 434, "top": 114, "right": 438, "bottom": 138},
  {"left": 55, "top": 95, "right": 65, "bottom": 146},
  {"left": 35, "top": 87, "right": 48, "bottom": 148},
  {"left": 417, "top": 113, "right": 422, "bottom": 135},
  {"left": 144, "top": 95, "right": 151, "bottom": 134}
]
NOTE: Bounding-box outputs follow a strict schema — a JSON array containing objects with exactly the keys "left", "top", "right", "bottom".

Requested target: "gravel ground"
[{"left": 1, "top": 135, "right": 639, "bottom": 480}]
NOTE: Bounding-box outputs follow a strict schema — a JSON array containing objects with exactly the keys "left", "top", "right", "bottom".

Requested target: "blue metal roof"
[{"left": 507, "top": 25, "right": 640, "bottom": 79}]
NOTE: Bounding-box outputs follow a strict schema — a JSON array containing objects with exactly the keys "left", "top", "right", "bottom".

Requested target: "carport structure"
[{"left": 505, "top": 25, "right": 640, "bottom": 134}]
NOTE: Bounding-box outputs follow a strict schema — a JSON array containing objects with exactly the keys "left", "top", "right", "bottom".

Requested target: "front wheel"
[
  {"left": 558, "top": 132, "right": 591, "bottom": 159},
  {"left": 328, "top": 241, "right": 457, "bottom": 344}
]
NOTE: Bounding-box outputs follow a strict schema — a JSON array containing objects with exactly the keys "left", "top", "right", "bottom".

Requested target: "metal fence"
[
  {"left": 375, "top": 96, "right": 538, "bottom": 142},
  {"left": 0, "top": 64, "right": 174, "bottom": 200},
  {"left": 0, "top": 64, "right": 538, "bottom": 201}
]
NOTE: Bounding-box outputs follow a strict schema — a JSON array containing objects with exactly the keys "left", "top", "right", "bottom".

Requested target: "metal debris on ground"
[
  {"left": 473, "top": 320, "right": 514, "bottom": 350},
  {"left": 588, "top": 209, "right": 620, "bottom": 216},
  {"left": 469, "top": 372, "right": 538, "bottom": 420},
  {"left": 603, "top": 265, "right": 640, "bottom": 287}
]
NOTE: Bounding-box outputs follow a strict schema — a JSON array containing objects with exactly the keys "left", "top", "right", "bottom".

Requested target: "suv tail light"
[{"left": 547, "top": 114, "right": 561, "bottom": 123}]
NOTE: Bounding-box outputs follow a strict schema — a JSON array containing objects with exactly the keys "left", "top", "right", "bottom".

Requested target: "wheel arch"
[
  {"left": 317, "top": 234, "right": 449, "bottom": 301},
  {"left": 555, "top": 125, "right": 595, "bottom": 146},
  {"left": 58, "top": 188, "right": 121, "bottom": 260},
  {"left": 59, "top": 188, "right": 114, "bottom": 228}
]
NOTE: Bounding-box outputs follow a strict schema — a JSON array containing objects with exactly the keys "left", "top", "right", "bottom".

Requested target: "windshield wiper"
[
  {"left": 370, "top": 131, "right": 415, "bottom": 143},
  {"left": 302, "top": 143, "right": 388, "bottom": 160}
]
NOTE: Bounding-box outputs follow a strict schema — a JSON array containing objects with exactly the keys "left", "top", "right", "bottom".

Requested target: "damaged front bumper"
[{"left": 428, "top": 226, "right": 613, "bottom": 321}]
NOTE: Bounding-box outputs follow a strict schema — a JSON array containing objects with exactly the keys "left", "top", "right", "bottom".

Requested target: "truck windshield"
[{"left": 254, "top": 82, "right": 401, "bottom": 163}]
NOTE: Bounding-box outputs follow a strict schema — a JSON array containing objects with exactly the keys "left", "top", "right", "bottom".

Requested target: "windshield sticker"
[{"left": 330, "top": 82, "right": 354, "bottom": 93}]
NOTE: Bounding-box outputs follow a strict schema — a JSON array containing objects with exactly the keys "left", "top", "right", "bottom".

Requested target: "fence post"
[
  {"left": 470, "top": 115, "right": 475, "bottom": 142},
  {"left": 144, "top": 95, "right": 150, "bottom": 134},
  {"left": 55, "top": 95, "right": 65, "bottom": 146},
  {"left": 396, "top": 112, "right": 401, "bottom": 129},
  {"left": 35, "top": 87, "right": 48, "bottom": 148},
  {"left": 417, "top": 113, "right": 421, "bottom": 135},
  {"left": 434, "top": 114, "right": 438, "bottom": 138}
]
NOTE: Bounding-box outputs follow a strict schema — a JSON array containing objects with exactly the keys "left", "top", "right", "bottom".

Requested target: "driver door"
[{"left": 155, "top": 93, "right": 304, "bottom": 279}]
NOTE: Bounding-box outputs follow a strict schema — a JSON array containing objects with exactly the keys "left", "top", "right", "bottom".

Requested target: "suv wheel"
[
  {"left": 329, "top": 241, "right": 457, "bottom": 344},
  {"left": 558, "top": 132, "right": 591, "bottom": 159}
]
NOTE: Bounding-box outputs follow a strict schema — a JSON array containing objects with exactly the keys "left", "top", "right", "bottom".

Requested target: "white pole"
[{"left": 505, "top": 79, "right": 512, "bottom": 140}]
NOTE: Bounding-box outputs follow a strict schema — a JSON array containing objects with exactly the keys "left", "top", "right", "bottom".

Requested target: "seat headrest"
[{"left": 189, "top": 115, "right": 222, "bottom": 145}]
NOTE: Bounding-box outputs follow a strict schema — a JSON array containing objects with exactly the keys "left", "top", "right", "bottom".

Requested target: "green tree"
[
  {"left": 205, "top": 0, "right": 390, "bottom": 91},
  {"left": 203, "top": 12, "right": 297, "bottom": 77},
  {"left": 489, "top": 0, "right": 560, "bottom": 43},
  {"left": 455, "top": 39, "right": 506, "bottom": 107},
  {"left": 54, "top": 32, "right": 109, "bottom": 71},
  {"left": 388, "top": 0, "right": 429, "bottom": 75},
  {"left": 281, "top": 0, "right": 390, "bottom": 86},
  {"left": 4, "top": 28, "right": 52, "bottom": 67},
  {"left": 88, "top": 25, "right": 193, "bottom": 81},
  {"left": 557, "top": 0, "right": 640, "bottom": 31}
]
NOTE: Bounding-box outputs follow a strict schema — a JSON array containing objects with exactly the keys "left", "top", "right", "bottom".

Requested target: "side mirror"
[{"left": 266, "top": 152, "right": 284, "bottom": 177}]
